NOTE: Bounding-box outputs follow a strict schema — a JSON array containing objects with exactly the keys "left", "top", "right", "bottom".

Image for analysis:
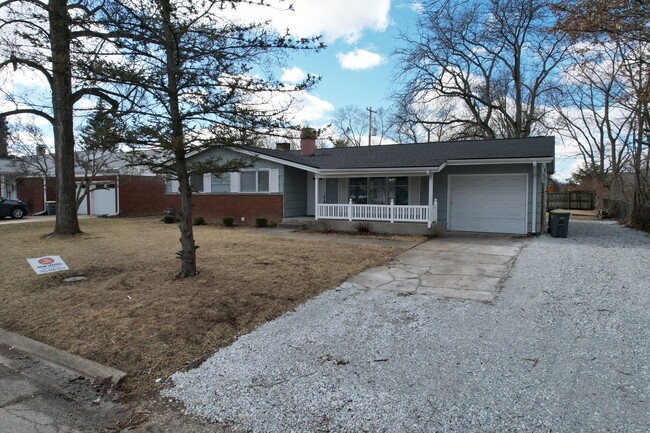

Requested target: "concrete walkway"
[
  {"left": 351, "top": 232, "right": 526, "bottom": 302},
  {"left": 0, "top": 215, "right": 96, "bottom": 225}
]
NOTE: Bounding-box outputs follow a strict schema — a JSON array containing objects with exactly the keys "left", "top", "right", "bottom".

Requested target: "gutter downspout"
[
  {"left": 42, "top": 176, "right": 47, "bottom": 213},
  {"left": 532, "top": 161, "right": 537, "bottom": 235}
]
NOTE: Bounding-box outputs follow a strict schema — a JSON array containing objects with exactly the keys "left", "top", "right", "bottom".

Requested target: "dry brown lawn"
[{"left": 0, "top": 217, "right": 408, "bottom": 400}]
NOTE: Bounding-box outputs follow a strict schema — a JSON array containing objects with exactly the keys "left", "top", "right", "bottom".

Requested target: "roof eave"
[{"left": 445, "top": 157, "right": 554, "bottom": 166}]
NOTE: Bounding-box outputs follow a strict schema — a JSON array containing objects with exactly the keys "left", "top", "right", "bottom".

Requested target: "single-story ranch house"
[{"left": 167, "top": 136, "right": 554, "bottom": 235}]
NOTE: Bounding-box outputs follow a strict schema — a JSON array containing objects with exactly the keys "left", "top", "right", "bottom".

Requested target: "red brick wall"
[
  {"left": 188, "top": 194, "right": 284, "bottom": 224},
  {"left": 17, "top": 177, "right": 55, "bottom": 213},
  {"left": 118, "top": 175, "right": 284, "bottom": 224},
  {"left": 117, "top": 175, "right": 171, "bottom": 215}
]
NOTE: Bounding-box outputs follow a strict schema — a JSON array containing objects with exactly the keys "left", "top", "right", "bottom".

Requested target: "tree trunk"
[
  {"left": 161, "top": 0, "right": 196, "bottom": 277},
  {"left": 176, "top": 157, "right": 196, "bottom": 277},
  {"left": 49, "top": 0, "right": 80, "bottom": 235}
]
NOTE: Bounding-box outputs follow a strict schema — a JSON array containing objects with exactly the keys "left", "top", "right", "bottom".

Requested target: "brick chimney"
[
  {"left": 276, "top": 142, "right": 291, "bottom": 151},
  {"left": 36, "top": 145, "right": 47, "bottom": 157},
  {"left": 300, "top": 128, "right": 317, "bottom": 156}
]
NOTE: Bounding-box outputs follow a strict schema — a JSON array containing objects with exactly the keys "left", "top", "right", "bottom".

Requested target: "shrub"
[
  {"left": 255, "top": 218, "right": 268, "bottom": 228},
  {"left": 222, "top": 216, "right": 234, "bottom": 227},
  {"left": 193, "top": 216, "right": 205, "bottom": 226},
  {"left": 354, "top": 222, "right": 372, "bottom": 233},
  {"left": 163, "top": 215, "right": 176, "bottom": 224}
]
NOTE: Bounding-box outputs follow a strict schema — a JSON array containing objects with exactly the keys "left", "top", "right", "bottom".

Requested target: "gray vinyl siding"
[
  {"left": 434, "top": 164, "right": 541, "bottom": 232},
  {"left": 420, "top": 176, "right": 429, "bottom": 205},
  {"left": 188, "top": 147, "right": 286, "bottom": 192},
  {"left": 283, "top": 166, "right": 308, "bottom": 217}
]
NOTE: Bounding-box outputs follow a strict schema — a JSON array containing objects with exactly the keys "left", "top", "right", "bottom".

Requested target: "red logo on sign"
[{"left": 38, "top": 258, "right": 55, "bottom": 265}]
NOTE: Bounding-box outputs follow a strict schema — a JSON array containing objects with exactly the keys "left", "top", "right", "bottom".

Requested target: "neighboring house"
[
  {"left": 0, "top": 158, "right": 19, "bottom": 200},
  {"left": 172, "top": 136, "right": 554, "bottom": 235},
  {"left": 15, "top": 151, "right": 157, "bottom": 215}
]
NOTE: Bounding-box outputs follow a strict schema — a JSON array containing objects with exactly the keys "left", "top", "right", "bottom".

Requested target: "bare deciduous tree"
[
  {"left": 554, "top": 0, "right": 650, "bottom": 230},
  {"left": 552, "top": 43, "right": 634, "bottom": 184},
  {"left": 0, "top": 0, "right": 122, "bottom": 235},
  {"left": 330, "top": 105, "right": 390, "bottom": 146},
  {"left": 393, "top": 0, "right": 567, "bottom": 140}
]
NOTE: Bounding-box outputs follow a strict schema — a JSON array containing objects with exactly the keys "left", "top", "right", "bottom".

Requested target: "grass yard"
[{"left": 0, "top": 218, "right": 410, "bottom": 400}]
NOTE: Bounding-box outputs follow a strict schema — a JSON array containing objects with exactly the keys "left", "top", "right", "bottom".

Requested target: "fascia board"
[
  {"left": 316, "top": 167, "right": 442, "bottom": 177},
  {"left": 445, "top": 157, "right": 553, "bottom": 166}
]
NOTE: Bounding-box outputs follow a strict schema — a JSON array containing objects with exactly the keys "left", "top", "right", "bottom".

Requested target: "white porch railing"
[{"left": 317, "top": 199, "right": 438, "bottom": 228}]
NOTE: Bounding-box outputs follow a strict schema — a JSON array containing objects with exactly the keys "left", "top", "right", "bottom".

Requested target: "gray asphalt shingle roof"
[{"left": 244, "top": 137, "right": 555, "bottom": 171}]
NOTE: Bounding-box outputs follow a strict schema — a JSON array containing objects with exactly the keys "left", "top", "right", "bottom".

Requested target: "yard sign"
[{"left": 27, "top": 256, "right": 69, "bottom": 275}]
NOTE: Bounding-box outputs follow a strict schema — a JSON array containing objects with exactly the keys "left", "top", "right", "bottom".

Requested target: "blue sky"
[{"left": 260, "top": 0, "right": 420, "bottom": 126}]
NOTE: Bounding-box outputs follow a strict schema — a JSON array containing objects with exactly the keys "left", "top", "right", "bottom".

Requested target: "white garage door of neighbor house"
[
  {"left": 77, "top": 184, "right": 116, "bottom": 215},
  {"left": 449, "top": 174, "right": 528, "bottom": 234},
  {"left": 92, "top": 186, "right": 116, "bottom": 215}
]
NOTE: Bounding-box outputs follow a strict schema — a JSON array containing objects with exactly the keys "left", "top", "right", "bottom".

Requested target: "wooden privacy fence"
[{"left": 547, "top": 191, "right": 595, "bottom": 210}]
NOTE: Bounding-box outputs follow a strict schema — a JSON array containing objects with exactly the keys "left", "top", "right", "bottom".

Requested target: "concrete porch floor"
[{"left": 350, "top": 232, "right": 526, "bottom": 302}]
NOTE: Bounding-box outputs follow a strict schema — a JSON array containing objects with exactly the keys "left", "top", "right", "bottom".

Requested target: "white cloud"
[
  {"left": 230, "top": 0, "right": 391, "bottom": 44},
  {"left": 410, "top": 2, "right": 424, "bottom": 13},
  {"left": 337, "top": 49, "right": 385, "bottom": 70},
  {"left": 289, "top": 91, "right": 335, "bottom": 123},
  {"left": 281, "top": 67, "right": 308, "bottom": 84}
]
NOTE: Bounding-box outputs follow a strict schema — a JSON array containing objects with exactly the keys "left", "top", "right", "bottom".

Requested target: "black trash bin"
[
  {"left": 548, "top": 209, "right": 570, "bottom": 238},
  {"left": 46, "top": 201, "right": 56, "bottom": 215}
]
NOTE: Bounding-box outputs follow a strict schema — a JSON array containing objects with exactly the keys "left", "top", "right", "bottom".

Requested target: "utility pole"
[{"left": 366, "top": 106, "right": 376, "bottom": 146}]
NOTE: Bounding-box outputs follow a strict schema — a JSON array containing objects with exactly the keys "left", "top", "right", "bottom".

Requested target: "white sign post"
[{"left": 27, "top": 256, "right": 70, "bottom": 275}]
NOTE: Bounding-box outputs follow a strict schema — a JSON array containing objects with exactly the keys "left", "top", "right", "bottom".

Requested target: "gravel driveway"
[{"left": 163, "top": 220, "right": 650, "bottom": 432}]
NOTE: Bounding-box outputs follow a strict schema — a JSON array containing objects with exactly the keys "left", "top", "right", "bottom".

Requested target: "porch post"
[
  {"left": 532, "top": 161, "right": 537, "bottom": 234},
  {"left": 428, "top": 171, "right": 434, "bottom": 229},
  {"left": 348, "top": 198, "right": 353, "bottom": 221},
  {"left": 390, "top": 198, "right": 394, "bottom": 223},
  {"left": 314, "top": 175, "right": 320, "bottom": 220}
]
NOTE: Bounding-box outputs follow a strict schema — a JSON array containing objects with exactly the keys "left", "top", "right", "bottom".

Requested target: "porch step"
[{"left": 277, "top": 222, "right": 307, "bottom": 230}]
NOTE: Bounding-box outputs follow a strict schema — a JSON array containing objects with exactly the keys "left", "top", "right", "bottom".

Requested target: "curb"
[{"left": 0, "top": 327, "right": 127, "bottom": 387}]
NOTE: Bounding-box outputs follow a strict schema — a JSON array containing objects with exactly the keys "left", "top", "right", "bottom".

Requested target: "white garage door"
[
  {"left": 449, "top": 174, "right": 528, "bottom": 234},
  {"left": 92, "top": 185, "right": 116, "bottom": 215}
]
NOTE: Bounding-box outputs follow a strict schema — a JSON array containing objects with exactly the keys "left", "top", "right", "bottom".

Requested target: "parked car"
[{"left": 0, "top": 197, "right": 28, "bottom": 219}]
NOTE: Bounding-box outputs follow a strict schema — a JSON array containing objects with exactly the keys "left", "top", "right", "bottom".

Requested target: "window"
[
  {"left": 349, "top": 178, "right": 368, "bottom": 204},
  {"left": 190, "top": 174, "right": 204, "bottom": 192},
  {"left": 257, "top": 170, "right": 269, "bottom": 192},
  {"left": 211, "top": 173, "right": 230, "bottom": 193},
  {"left": 240, "top": 170, "right": 269, "bottom": 192},
  {"left": 368, "top": 177, "right": 386, "bottom": 204},
  {"left": 241, "top": 171, "right": 256, "bottom": 192},
  {"left": 388, "top": 177, "right": 409, "bottom": 205},
  {"left": 349, "top": 177, "right": 409, "bottom": 205},
  {"left": 234, "top": 169, "right": 277, "bottom": 193},
  {"left": 165, "top": 179, "right": 177, "bottom": 194}
]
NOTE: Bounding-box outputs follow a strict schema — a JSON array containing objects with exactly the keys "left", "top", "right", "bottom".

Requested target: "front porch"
[
  {"left": 308, "top": 173, "right": 439, "bottom": 229},
  {"left": 317, "top": 200, "right": 438, "bottom": 227}
]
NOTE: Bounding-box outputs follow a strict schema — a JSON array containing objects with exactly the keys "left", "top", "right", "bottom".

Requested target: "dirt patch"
[{"left": 0, "top": 217, "right": 403, "bottom": 401}]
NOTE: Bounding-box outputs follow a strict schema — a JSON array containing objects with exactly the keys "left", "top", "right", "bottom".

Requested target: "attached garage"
[
  {"left": 77, "top": 182, "right": 117, "bottom": 215},
  {"left": 448, "top": 174, "right": 528, "bottom": 234}
]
